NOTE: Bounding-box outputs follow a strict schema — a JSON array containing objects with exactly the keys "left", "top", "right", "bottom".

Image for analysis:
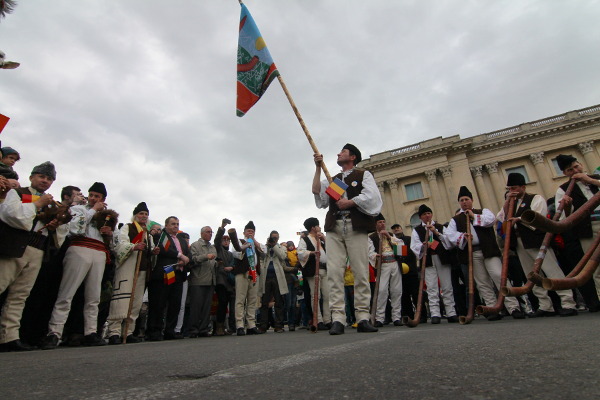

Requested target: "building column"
[
  {"left": 470, "top": 165, "right": 492, "bottom": 210},
  {"left": 485, "top": 162, "right": 505, "bottom": 210},
  {"left": 377, "top": 182, "right": 389, "bottom": 221},
  {"left": 578, "top": 141, "right": 600, "bottom": 173},
  {"left": 424, "top": 169, "right": 450, "bottom": 222},
  {"left": 385, "top": 179, "right": 401, "bottom": 224},
  {"left": 530, "top": 152, "right": 555, "bottom": 199},
  {"left": 439, "top": 166, "right": 456, "bottom": 220}
]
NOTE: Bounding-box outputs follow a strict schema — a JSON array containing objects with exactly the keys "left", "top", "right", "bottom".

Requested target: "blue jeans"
[{"left": 285, "top": 282, "right": 297, "bottom": 327}]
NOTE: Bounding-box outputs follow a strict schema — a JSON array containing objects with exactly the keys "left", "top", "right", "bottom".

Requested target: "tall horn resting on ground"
[
  {"left": 403, "top": 223, "right": 430, "bottom": 327},
  {"left": 460, "top": 212, "right": 475, "bottom": 325}
]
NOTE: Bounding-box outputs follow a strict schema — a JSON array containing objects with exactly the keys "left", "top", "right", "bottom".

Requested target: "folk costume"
[
  {"left": 46, "top": 182, "right": 113, "bottom": 345},
  {"left": 0, "top": 162, "right": 67, "bottom": 350},
  {"left": 297, "top": 218, "right": 330, "bottom": 326},
  {"left": 498, "top": 173, "right": 577, "bottom": 315},
  {"left": 314, "top": 144, "right": 383, "bottom": 333},
  {"left": 106, "top": 202, "right": 154, "bottom": 342},
  {"left": 445, "top": 187, "right": 522, "bottom": 318},
  {"left": 410, "top": 204, "right": 458, "bottom": 322},
  {"left": 368, "top": 215, "right": 403, "bottom": 325}
]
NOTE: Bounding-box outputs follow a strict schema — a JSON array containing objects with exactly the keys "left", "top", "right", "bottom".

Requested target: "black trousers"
[
  {"left": 215, "top": 284, "right": 232, "bottom": 324},
  {"left": 259, "top": 277, "right": 284, "bottom": 329},
  {"left": 188, "top": 285, "right": 214, "bottom": 335},
  {"left": 147, "top": 279, "right": 183, "bottom": 337}
]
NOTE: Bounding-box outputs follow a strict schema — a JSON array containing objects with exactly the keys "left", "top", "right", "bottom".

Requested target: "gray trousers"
[{"left": 188, "top": 285, "right": 214, "bottom": 335}]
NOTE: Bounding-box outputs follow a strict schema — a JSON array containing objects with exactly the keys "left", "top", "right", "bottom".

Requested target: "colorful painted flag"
[
  {"left": 158, "top": 230, "right": 171, "bottom": 251},
  {"left": 163, "top": 264, "right": 176, "bottom": 285},
  {"left": 0, "top": 114, "right": 9, "bottom": 134},
  {"left": 236, "top": 3, "right": 280, "bottom": 117},
  {"left": 429, "top": 240, "right": 439, "bottom": 251},
  {"left": 21, "top": 194, "right": 40, "bottom": 203},
  {"left": 325, "top": 177, "right": 349, "bottom": 201}
]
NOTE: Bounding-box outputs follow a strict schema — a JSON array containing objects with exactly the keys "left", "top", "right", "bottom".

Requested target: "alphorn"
[
  {"left": 370, "top": 232, "right": 384, "bottom": 326},
  {"left": 538, "top": 237, "right": 600, "bottom": 290},
  {"left": 403, "top": 223, "right": 430, "bottom": 327},
  {"left": 501, "top": 179, "right": 576, "bottom": 296},
  {"left": 123, "top": 230, "right": 147, "bottom": 344},
  {"left": 310, "top": 237, "right": 321, "bottom": 333},
  {"left": 476, "top": 196, "right": 515, "bottom": 316},
  {"left": 460, "top": 212, "right": 475, "bottom": 325}
]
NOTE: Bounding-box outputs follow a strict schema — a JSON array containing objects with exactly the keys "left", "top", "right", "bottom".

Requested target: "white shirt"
[
  {"left": 496, "top": 194, "right": 546, "bottom": 232},
  {"left": 445, "top": 208, "right": 496, "bottom": 250},
  {"left": 555, "top": 178, "right": 600, "bottom": 219},
  {"left": 314, "top": 168, "right": 382, "bottom": 216},
  {"left": 368, "top": 233, "right": 400, "bottom": 265},
  {"left": 410, "top": 220, "right": 451, "bottom": 259},
  {"left": 297, "top": 235, "right": 327, "bottom": 266}
]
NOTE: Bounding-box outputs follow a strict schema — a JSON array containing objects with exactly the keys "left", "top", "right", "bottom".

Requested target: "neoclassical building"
[{"left": 360, "top": 104, "right": 600, "bottom": 231}]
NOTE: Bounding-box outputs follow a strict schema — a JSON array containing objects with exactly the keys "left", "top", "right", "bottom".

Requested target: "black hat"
[
  {"left": 506, "top": 173, "right": 526, "bottom": 186},
  {"left": 556, "top": 154, "right": 577, "bottom": 171},
  {"left": 303, "top": 217, "right": 319, "bottom": 231},
  {"left": 1, "top": 147, "right": 20, "bottom": 160},
  {"left": 375, "top": 213, "right": 385, "bottom": 221},
  {"left": 244, "top": 221, "right": 256, "bottom": 231},
  {"left": 88, "top": 182, "right": 107, "bottom": 197},
  {"left": 418, "top": 204, "right": 432, "bottom": 217},
  {"left": 343, "top": 143, "right": 362, "bottom": 164},
  {"left": 177, "top": 232, "right": 190, "bottom": 240},
  {"left": 31, "top": 161, "right": 56, "bottom": 180},
  {"left": 457, "top": 186, "right": 473, "bottom": 201},
  {"left": 133, "top": 202, "right": 149, "bottom": 215}
]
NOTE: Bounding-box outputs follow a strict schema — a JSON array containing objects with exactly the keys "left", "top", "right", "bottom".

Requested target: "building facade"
[{"left": 360, "top": 104, "right": 600, "bottom": 231}]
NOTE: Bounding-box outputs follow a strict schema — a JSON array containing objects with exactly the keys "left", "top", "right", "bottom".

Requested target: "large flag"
[
  {"left": 0, "top": 114, "right": 9, "bottom": 133},
  {"left": 236, "top": 3, "right": 280, "bottom": 117}
]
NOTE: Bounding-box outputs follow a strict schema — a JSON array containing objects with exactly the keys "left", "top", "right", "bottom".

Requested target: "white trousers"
[
  {"left": 425, "top": 255, "right": 456, "bottom": 318},
  {"left": 306, "top": 268, "right": 331, "bottom": 324},
  {"left": 235, "top": 273, "right": 259, "bottom": 329},
  {"left": 581, "top": 221, "right": 600, "bottom": 300},
  {"left": 175, "top": 280, "right": 188, "bottom": 333},
  {"left": 48, "top": 246, "right": 106, "bottom": 338},
  {"left": 375, "top": 261, "right": 403, "bottom": 322},
  {"left": 471, "top": 252, "right": 520, "bottom": 312},
  {"left": 515, "top": 237, "right": 576, "bottom": 311}
]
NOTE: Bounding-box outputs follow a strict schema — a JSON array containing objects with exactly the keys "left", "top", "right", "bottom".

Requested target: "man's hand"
[
  {"left": 316, "top": 232, "right": 325, "bottom": 241},
  {"left": 561, "top": 194, "right": 573, "bottom": 208},
  {"left": 99, "top": 226, "right": 113, "bottom": 236},
  {"left": 152, "top": 246, "right": 160, "bottom": 255},
  {"left": 381, "top": 230, "right": 391, "bottom": 239},
  {"left": 336, "top": 198, "right": 355, "bottom": 210},
  {"left": 221, "top": 218, "right": 231, "bottom": 228},
  {"left": 179, "top": 254, "right": 190, "bottom": 266},
  {"left": 46, "top": 218, "right": 59, "bottom": 231},
  {"left": 34, "top": 194, "right": 54, "bottom": 209},
  {"left": 133, "top": 242, "right": 146, "bottom": 251},
  {"left": 314, "top": 153, "right": 323, "bottom": 167},
  {"left": 92, "top": 201, "right": 107, "bottom": 211},
  {"left": 207, "top": 253, "right": 217, "bottom": 260},
  {"left": 466, "top": 209, "right": 475, "bottom": 220},
  {"left": 241, "top": 242, "right": 252, "bottom": 250},
  {"left": 224, "top": 266, "right": 234, "bottom": 272}
]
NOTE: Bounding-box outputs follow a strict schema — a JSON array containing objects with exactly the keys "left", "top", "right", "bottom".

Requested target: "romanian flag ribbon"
[
  {"left": 325, "top": 178, "right": 349, "bottom": 201},
  {"left": 163, "top": 264, "right": 176, "bottom": 285},
  {"left": 132, "top": 221, "right": 145, "bottom": 244},
  {"left": 21, "top": 194, "right": 41, "bottom": 203},
  {"left": 236, "top": 3, "right": 280, "bottom": 117}
]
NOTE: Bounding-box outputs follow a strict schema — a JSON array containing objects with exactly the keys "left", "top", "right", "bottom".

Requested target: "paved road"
[{"left": 1, "top": 313, "right": 599, "bottom": 399}]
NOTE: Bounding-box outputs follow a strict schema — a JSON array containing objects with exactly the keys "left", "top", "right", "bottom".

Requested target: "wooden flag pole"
[{"left": 277, "top": 75, "right": 333, "bottom": 183}]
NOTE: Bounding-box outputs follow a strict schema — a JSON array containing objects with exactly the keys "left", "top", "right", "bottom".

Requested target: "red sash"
[{"left": 70, "top": 236, "right": 111, "bottom": 263}]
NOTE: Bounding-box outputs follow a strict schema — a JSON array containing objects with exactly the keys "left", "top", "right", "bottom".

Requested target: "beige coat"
[{"left": 258, "top": 243, "right": 289, "bottom": 296}]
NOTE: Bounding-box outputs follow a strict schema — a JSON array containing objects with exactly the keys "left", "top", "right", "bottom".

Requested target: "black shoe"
[
  {"left": 431, "top": 316, "right": 441, "bottom": 324},
  {"left": 393, "top": 320, "right": 403, "bottom": 326},
  {"left": 374, "top": 321, "right": 384, "bottom": 328},
  {"left": 146, "top": 332, "right": 164, "bottom": 341},
  {"left": 236, "top": 328, "right": 246, "bottom": 336},
  {"left": 559, "top": 308, "right": 578, "bottom": 317},
  {"left": 108, "top": 335, "right": 122, "bottom": 345},
  {"left": 329, "top": 321, "right": 345, "bottom": 335},
  {"left": 533, "top": 309, "right": 557, "bottom": 318},
  {"left": 40, "top": 334, "right": 60, "bottom": 350},
  {"left": 84, "top": 333, "right": 106, "bottom": 346},
  {"left": 0, "top": 339, "right": 34, "bottom": 352},
  {"left": 288, "top": 325, "right": 295, "bottom": 332},
  {"left": 317, "top": 322, "right": 328, "bottom": 331},
  {"left": 447, "top": 315, "right": 460, "bottom": 323},
  {"left": 511, "top": 310, "right": 526, "bottom": 319},
  {"left": 274, "top": 328, "right": 284, "bottom": 333},
  {"left": 486, "top": 313, "right": 503, "bottom": 321},
  {"left": 125, "top": 335, "right": 141, "bottom": 343},
  {"left": 246, "top": 327, "right": 262, "bottom": 335},
  {"left": 65, "top": 333, "right": 84, "bottom": 347},
  {"left": 357, "top": 320, "right": 378, "bottom": 333}
]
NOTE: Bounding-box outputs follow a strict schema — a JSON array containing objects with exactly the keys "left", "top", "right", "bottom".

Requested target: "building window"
[
  {"left": 551, "top": 158, "right": 565, "bottom": 177},
  {"left": 405, "top": 182, "right": 424, "bottom": 201},
  {"left": 410, "top": 213, "right": 421, "bottom": 227},
  {"left": 505, "top": 166, "right": 530, "bottom": 183}
]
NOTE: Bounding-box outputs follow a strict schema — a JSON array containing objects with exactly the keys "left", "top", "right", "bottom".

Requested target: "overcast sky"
[{"left": 1, "top": 0, "right": 599, "bottom": 243}]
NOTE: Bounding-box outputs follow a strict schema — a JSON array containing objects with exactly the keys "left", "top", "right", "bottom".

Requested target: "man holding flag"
[{"left": 312, "top": 144, "right": 382, "bottom": 335}]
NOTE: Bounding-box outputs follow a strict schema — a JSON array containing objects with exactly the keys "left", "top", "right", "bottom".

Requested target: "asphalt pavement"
[{"left": 1, "top": 312, "right": 599, "bottom": 400}]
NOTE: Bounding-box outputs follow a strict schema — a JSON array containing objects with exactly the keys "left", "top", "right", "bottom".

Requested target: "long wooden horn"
[
  {"left": 403, "top": 224, "right": 430, "bottom": 327},
  {"left": 310, "top": 238, "right": 321, "bottom": 333},
  {"left": 460, "top": 212, "right": 475, "bottom": 325}
]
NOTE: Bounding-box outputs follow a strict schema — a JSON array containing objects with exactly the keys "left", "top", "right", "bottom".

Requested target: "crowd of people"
[{"left": 0, "top": 144, "right": 598, "bottom": 352}]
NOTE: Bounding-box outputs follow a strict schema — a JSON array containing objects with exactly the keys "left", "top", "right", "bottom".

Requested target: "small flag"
[
  {"left": 0, "top": 114, "right": 9, "bottom": 134},
  {"left": 163, "top": 264, "right": 176, "bottom": 285},
  {"left": 325, "top": 178, "right": 348, "bottom": 201},
  {"left": 429, "top": 240, "right": 439, "bottom": 251},
  {"left": 236, "top": 3, "right": 280, "bottom": 117},
  {"left": 399, "top": 245, "right": 408, "bottom": 257},
  {"left": 21, "top": 194, "right": 40, "bottom": 203},
  {"left": 158, "top": 231, "right": 171, "bottom": 251}
]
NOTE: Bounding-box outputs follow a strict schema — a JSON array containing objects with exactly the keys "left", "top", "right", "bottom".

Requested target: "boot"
[{"left": 214, "top": 322, "right": 225, "bottom": 336}]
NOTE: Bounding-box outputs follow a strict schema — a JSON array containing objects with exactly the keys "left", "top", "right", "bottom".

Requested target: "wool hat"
[
  {"left": 457, "top": 186, "right": 473, "bottom": 200},
  {"left": 1, "top": 147, "right": 20, "bottom": 160},
  {"left": 244, "top": 220, "right": 256, "bottom": 231},
  {"left": 556, "top": 154, "right": 578, "bottom": 171},
  {"left": 506, "top": 173, "right": 526, "bottom": 186},
  {"left": 418, "top": 204, "right": 432, "bottom": 217},
  {"left": 177, "top": 232, "right": 190, "bottom": 240},
  {"left": 375, "top": 213, "right": 385, "bottom": 221},
  {"left": 88, "top": 182, "right": 107, "bottom": 197},
  {"left": 133, "top": 202, "right": 149, "bottom": 215},
  {"left": 303, "top": 217, "right": 319, "bottom": 231},
  {"left": 343, "top": 143, "right": 362, "bottom": 164},
  {"left": 31, "top": 161, "right": 56, "bottom": 180}
]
